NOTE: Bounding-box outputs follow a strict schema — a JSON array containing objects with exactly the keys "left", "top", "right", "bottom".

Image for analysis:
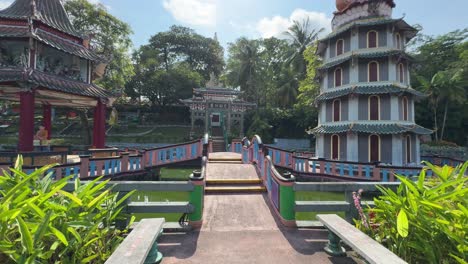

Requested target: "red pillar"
[
  {"left": 43, "top": 104, "right": 52, "bottom": 140},
  {"left": 19, "top": 91, "right": 35, "bottom": 152},
  {"left": 93, "top": 100, "right": 106, "bottom": 148}
]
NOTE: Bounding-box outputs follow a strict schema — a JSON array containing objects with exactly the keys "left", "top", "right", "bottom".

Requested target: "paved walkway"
[{"left": 158, "top": 153, "right": 358, "bottom": 264}]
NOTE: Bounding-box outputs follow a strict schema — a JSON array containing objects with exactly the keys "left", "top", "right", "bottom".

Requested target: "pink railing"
[
  {"left": 236, "top": 136, "right": 445, "bottom": 182},
  {"left": 1, "top": 134, "right": 211, "bottom": 179}
]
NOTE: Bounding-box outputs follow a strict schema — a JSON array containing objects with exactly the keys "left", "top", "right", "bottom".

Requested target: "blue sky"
[{"left": 1, "top": 0, "right": 467, "bottom": 51}]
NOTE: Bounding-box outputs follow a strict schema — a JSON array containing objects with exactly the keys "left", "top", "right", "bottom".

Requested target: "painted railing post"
[
  {"left": 139, "top": 151, "right": 146, "bottom": 170},
  {"left": 372, "top": 165, "right": 381, "bottom": 181},
  {"left": 79, "top": 155, "right": 90, "bottom": 179},
  {"left": 121, "top": 152, "right": 129, "bottom": 173},
  {"left": 279, "top": 174, "right": 295, "bottom": 226},
  {"left": 188, "top": 157, "right": 206, "bottom": 228}
]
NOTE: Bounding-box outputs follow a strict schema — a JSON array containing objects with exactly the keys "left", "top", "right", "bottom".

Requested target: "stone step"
[
  {"left": 205, "top": 185, "right": 267, "bottom": 194},
  {"left": 206, "top": 179, "right": 262, "bottom": 185},
  {"left": 208, "top": 160, "right": 242, "bottom": 164}
]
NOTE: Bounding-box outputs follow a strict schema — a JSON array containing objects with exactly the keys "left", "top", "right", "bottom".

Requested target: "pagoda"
[
  {"left": 181, "top": 74, "right": 256, "bottom": 138},
  {"left": 309, "top": 0, "right": 432, "bottom": 165},
  {"left": 0, "top": 0, "right": 114, "bottom": 151}
]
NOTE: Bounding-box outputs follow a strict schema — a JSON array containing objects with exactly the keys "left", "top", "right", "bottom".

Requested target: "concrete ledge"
[
  {"left": 295, "top": 201, "right": 350, "bottom": 212},
  {"left": 128, "top": 202, "right": 194, "bottom": 213}
]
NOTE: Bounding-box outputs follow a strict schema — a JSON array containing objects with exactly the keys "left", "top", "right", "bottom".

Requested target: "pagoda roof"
[
  {"left": 0, "top": 0, "right": 82, "bottom": 37},
  {"left": 0, "top": 68, "right": 115, "bottom": 99},
  {"left": 308, "top": 122, "right": 433, "bottom": 135},
  {"left": 315, "top": 82, "right": 426, "bottom": 102},
  {"left": 317, "top": 17, "right": 418, "bottom": 55},
  {"left": 318, "top": 48, "right": 413, "bottom": 70},
  {"left": 0, "top": 24, "right": 102, "bottom": 61}
]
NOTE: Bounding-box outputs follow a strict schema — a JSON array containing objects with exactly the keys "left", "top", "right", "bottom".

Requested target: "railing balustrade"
[
  {"left": 236, "top": 134, "right": 462, "bottom": 226},
  {"left": 1, "top": 134, "right": 211, "bottom": 180}
]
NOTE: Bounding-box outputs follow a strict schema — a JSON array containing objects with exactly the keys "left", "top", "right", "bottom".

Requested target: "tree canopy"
[
  {"left": 126, "top": 26, "right": 224, "bottom": 108},
  {"left": 64, "top": 0, "right": 134, "bottom": 90}
]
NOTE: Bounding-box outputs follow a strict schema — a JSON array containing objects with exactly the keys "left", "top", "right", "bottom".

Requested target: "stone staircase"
[
  {"left": 205, "top": 154, "right": 266, "bottom": 194},
  {"left": 211, "top": 137, "right": 226, "bottom": 152},
  {"left": 211, "top": 127, "right": 225, "bottom": 152}
]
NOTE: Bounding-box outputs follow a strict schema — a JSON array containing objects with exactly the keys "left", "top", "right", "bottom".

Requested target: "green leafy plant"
[
  {"left": 356, "top": 161, "right": 468, "bottom": 264},
  {"left": 0, "top": 156, "right": 135, "bottom": 264}
]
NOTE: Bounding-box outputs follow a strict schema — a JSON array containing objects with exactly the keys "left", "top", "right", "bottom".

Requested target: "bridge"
[{"left": 1, "top": 134, "right": 465, "bottom": 263}]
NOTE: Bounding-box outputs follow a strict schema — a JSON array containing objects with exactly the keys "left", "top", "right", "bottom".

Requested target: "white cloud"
[
  {"left": 256, "top": 9, "right": 332, "bottom": 39},
  {"left": 0, "top": 0, "right": 13, "bottom": 9},
  {"left": 163, "top": 0, "right": 216, "bottom": 27}
]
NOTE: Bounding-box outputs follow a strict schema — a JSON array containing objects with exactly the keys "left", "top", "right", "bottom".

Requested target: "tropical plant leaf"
[
  {"left": 57, "top": 190, "right": 83, "bottom": 206},
  {"left": 49, "top": 226, "right": 68, "bottom": 246},
  {"left": 397, "top": 209, "right": 409, "bottom": 238},
  {"left": 16, "top": 216, "right": 33, "bottom": 254}
]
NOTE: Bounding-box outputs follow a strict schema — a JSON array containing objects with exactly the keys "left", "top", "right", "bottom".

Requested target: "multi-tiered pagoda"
[
  {"left": 0, "top": 0, "right": 114, "bottom": 151},
  {"left": 309, "top": 0, "right": 432, "bottom": 165}
]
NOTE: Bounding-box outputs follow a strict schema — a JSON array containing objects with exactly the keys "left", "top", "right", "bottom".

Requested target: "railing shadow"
[
  {"left": 157, "top": 230, "right": 201, "bottom": 260},
  {"left": 259, "top": 193, "right": 358, "bottom": 264}
]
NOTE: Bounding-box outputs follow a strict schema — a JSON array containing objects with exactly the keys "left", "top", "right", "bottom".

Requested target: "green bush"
[
  {"left": 356, "top": 162, "right": 468, "bottom": 263},
  {"left": 0, "top": 156, "right": 135, "bottom": 264}
]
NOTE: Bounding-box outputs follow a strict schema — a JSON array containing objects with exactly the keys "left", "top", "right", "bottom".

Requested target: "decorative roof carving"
[
  {"left": 0, "top": 68, "right": 114, "bottom": 99},
  {"left": 0, "top": 0, "right": 82, "bottom": 37}
]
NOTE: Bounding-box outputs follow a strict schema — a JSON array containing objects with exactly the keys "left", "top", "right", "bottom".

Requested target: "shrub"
[
  {"left": 356, "top": 161, "right": 468, "bottom": 264},
  {"left": 0, "top": 156, "right": 135, "bottom": 264}
]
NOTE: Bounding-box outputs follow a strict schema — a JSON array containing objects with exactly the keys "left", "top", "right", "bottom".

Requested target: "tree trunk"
[
  {"left": 78, "top": 110, "right": 92, "bottom": 145},
  {"left": 431, "top": 97, "right": 439, "bottom": 142},
  {"left": 440, "top": 100, "right": 449, "bottom": 141}
]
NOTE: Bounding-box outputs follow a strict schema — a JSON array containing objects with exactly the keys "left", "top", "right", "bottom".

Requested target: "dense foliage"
[
  {"left": 412, "top": 29, "right": 468, "bottom": 145},
  {"left": 64, "top": 0, "right": 134, "bottom": 91},
  {"left": 126, "top": 26, "right": 224, "bottom": 108},
  {"left": 356, "top": 162, "right": 468, "bottom": 263},
  {"left": 64, "top": 0, "right": 135, "bottom": 144},
  {"left": 0, "top": 157, "right": 134, "bottom": 264}
]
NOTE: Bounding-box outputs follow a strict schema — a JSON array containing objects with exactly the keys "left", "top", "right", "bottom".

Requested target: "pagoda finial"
[
  {"left": 206, "top": 72, "right": 219, "bottom": 88},
  {"left": 30, "top": 0, "right": 37, "bottom": 17}
]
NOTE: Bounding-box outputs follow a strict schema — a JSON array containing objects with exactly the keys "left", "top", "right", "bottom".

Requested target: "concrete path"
[
  {"left": 206, "top": 163, "right": 259, "bottom": 180},
  {"left": 158, "top": 154, "right": 358, "bottom": 263}
]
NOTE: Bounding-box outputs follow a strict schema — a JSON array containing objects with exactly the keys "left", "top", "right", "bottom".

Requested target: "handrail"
[{"left": 143, "top": 139, "right": 201, "bottom": 151}]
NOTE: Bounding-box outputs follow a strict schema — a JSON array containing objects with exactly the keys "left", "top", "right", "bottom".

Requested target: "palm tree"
[
  {"left": 237, "top": 38, "right": 262, "bottom": 105},
  {"left": 417, "top": 69, "right": 466, "bottom": 141},
  {"left": 284, "top": 18, "right": 324, "bottom": 80}
]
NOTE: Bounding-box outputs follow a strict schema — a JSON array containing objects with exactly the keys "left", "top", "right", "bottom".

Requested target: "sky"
[{"left": 0, "top": 0, "right": 467, "bottom": 52}]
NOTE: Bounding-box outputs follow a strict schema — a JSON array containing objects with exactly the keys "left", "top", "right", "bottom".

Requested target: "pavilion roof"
[
  {"left": 0, "top": 68, "right": 115, "bottom": 99},
  {"left": 315, "top": 82, "right": 426, "bottom": 102},
  {"left": 180, "top": 98, "right": 256, "bottom": 106},
  {"left": 308, "top": 122, "right": 433, "bottom": 135},
  {"left": 0, "top": 25, "right": 103, "bottom": 62},
  {"left": 0, "top": 0, "right": 82, "bottom": 38},
  {"left": 194, "top": 87, "right": 242, "bottom": 95}
]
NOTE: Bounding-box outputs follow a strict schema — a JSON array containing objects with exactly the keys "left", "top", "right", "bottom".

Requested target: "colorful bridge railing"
[
  {"left": 2, "top": 134, "right": 211, "bottom": 180},
  {"left": 242, "top": 138, "right": 437, "bottom": 182},
  {"left": 238, "top": 135, "right": 466, "bottom": 226}
]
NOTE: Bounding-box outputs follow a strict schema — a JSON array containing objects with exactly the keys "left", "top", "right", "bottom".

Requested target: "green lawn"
[
  {"left": 295, "top": 191, "right": 346, "bottom": 221},
  {"left": 108, "top": 126, "right": 192, "bottom": 143},
  {"left": 131, "top": 191, "right": 189, "bottom": 222},
  {"left": 159, "top": 167, "right": 198, "bottom": 181}
]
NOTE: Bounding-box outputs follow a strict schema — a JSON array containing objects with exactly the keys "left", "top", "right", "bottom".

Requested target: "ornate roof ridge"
[
  {"left": 315, "top": 83, "right": 426, "bottom": 102},
  {"left": 318, "top": 48, "right": 413, "bottom": 70},
  {"left": 308, "top": 121, "right": 433, "bottom": 135},
  {"left": 0, "top": 0, "right": 82, "bottom": 38}
]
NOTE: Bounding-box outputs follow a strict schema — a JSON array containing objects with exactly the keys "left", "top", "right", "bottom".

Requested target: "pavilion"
[
  {"left": 181, "top": 76, "right": 256, "bottom": 138},
  {"left": 0, "top": 0, "right": 115, "bottom": 151}
]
